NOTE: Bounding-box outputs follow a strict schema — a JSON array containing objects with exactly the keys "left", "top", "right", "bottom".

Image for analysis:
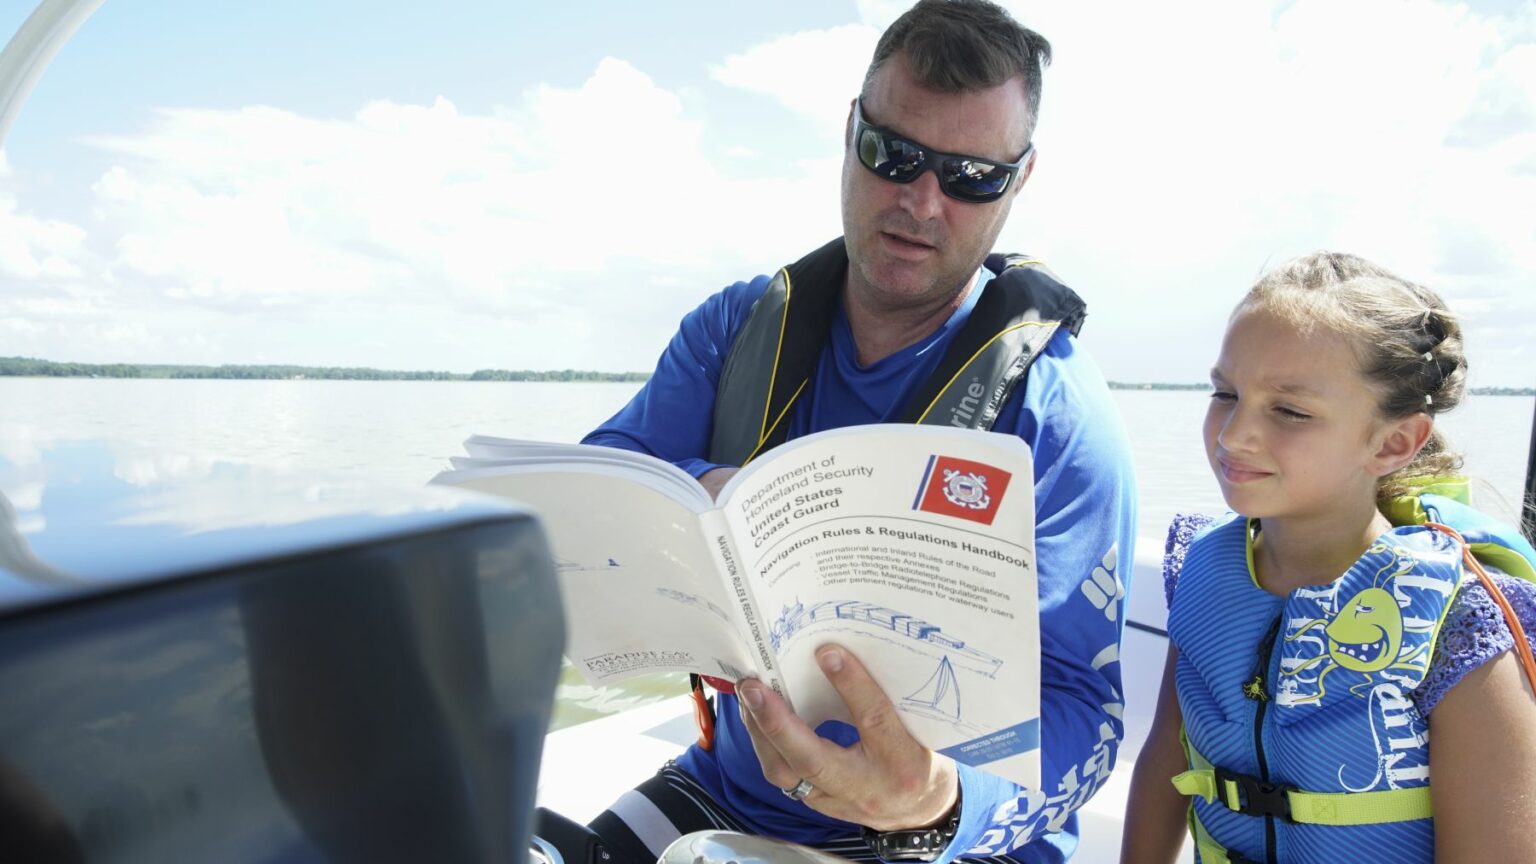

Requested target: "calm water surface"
[{"left": 3, "top": 380, "right": 1532, "bottom": 726}]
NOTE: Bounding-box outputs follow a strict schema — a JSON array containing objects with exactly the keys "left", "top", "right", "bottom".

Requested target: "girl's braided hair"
[{"left": 1238, "top": 252, "right": 1466, "bottom": 503}]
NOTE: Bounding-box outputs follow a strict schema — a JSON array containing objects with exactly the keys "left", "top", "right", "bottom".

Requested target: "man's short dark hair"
[{"left": 862, "top": 0, "right": 1052, "bottom": 142}]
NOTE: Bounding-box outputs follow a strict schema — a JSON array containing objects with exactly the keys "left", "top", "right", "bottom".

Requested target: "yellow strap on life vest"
[{"left": 1171, "top": 767, "right": 1433, "bottom": 826}]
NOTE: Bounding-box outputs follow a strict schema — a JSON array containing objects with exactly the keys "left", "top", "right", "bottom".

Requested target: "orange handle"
[
  {"left": 1425, "top": 522, "right": 1536, "bottom": 695},
  {"left": 690, "top": 675, "right": 716, "bottom": 751}
]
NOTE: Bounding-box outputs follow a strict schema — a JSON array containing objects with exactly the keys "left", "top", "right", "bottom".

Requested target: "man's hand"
[
  {"left": 736, "top": 644, "right": 959, "bottom": 832},
  {"left": 698, "top": 467, "right": 739, "bottom": 502}
]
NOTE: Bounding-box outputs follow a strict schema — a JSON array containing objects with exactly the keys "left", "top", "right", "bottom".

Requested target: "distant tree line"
[
  {"left": 0, "top": 357, "right": 143, "bottom": 377},
  {"left": 468, "top": 369, "right": 650, "bottom": 382},
  {"left": 2, "top": 357, "right": 1525, "bottom": 393},
  {"left": 1471, "top": 386, "right": 1536, "bottom": 397},
  {"left": 1108, "top": 381, "right": 1211, "bottom": 391},
  {"left": 0, "top": 356, "right": 651, "bottom": 382},
  {"left": 158, "top": 364, "right": 458, "bottom": 380}
]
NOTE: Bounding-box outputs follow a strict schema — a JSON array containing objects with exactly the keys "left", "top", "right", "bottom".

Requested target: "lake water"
[{"left": 3, "top": 379, "right": 1532, "bottom": 725}]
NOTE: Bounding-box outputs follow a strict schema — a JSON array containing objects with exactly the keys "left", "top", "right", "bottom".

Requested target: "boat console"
[{"left": 0, "top": 447, "right": 565, "bottom": 863}]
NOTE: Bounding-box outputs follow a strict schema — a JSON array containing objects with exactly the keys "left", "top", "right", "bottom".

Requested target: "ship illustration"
[
  {"left": 769, "top": 599, "right": 1001, "bottom": 677},
  {"left": 903, "top": 656, "right": 962, "bottom": 719}
]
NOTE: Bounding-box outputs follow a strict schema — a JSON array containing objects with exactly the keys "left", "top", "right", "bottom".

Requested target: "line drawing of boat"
[
  {"left": 903, "top": 655, "right": 962, "bottom": 720},
  {"left": 769, "top": 598, "right": 1001, "bottom": 677}
]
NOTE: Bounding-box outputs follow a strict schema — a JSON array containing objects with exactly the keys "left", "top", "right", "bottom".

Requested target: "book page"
[
  {"left": 432, "top": 463, "right": 759, "bottom": 686},
  {"left": 719, "top": 424, "right": 1041, "bottom": 789},
  {"left": 458, "top": 436, "right": 709, "bottom": 508}
]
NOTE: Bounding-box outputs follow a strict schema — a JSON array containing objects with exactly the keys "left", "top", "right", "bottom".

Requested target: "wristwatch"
[{"left": 861, "top": 794, "right": 961, "bottom": 863}]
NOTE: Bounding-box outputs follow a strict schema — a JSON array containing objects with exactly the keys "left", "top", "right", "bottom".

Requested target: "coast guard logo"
[
  {"left": 913, "top": 455, "right": 1012, "bottom": 526},
  {"left": 943, "top": 470, "right": 991, "bottom": 510}
]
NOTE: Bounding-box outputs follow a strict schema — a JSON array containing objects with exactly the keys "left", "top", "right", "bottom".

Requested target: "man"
[{"left": 579, "top": 2, "right": 1135, "bottom": 861}]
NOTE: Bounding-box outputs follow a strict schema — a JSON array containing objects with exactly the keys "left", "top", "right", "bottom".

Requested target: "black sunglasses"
[{"left": 852, "top": 99, "right": 1032, "bottom": 204}]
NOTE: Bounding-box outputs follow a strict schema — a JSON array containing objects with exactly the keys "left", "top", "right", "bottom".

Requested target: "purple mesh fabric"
[
  {"left": 1162, "top": 512, "right": 1218, "bottom": 610},
  {"left": 1416, "top": 570, "right": 1536, "bottom": 717}
]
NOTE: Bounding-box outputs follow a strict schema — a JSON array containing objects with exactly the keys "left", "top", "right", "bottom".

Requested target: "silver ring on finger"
[{"left": 781, "top": 778, "right": 814, "bottom": 801}]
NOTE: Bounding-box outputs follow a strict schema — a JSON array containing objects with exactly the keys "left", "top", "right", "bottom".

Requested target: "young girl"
[{"left": 1122, "top": 252, "right": 1536, "bottom": 863}]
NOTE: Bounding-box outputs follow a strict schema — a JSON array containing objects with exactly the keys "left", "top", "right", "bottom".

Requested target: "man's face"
[{"left": 841, "top": 55, "right": 1033, "bottom": 315}]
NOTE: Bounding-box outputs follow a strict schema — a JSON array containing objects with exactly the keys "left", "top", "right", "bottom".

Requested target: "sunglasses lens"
[
  {"left": 855, "top": 117, "right": 1019, "bottom": 203},
  {"left": 940, "top": 158, "right": 1013, "bottom": 202},
  {"left": 858, "top": 128, "right": 926, "bottom": 181}
]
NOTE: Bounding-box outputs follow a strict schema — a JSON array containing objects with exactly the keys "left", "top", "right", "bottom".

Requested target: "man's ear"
[
  {"left": 845, "top": 98, "right": 857, "bottom": 147},
  {"left": 1011, "top": 149, "right": 1037, "bottom": 198},
  {"left": 1371, "top": 412, "right": 1434, "bottom": 476}
]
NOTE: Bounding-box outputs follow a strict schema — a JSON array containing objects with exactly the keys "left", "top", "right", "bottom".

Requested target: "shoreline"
[{"left": 2, "top": 358, "right": 1531, "bottom": 395}]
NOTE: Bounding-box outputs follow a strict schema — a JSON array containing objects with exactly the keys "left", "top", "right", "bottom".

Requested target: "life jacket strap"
[{"left": 1172, "top": 765, "right": 1432, "bottom": 826}]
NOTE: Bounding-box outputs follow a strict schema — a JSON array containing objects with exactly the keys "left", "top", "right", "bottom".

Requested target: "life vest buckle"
[{"left": 1213, "top": 766, "right": 1294, "bottom": 821}]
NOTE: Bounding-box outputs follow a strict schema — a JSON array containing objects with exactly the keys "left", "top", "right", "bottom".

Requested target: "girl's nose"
[{"left": 1216, "top": 405, "right": 1259, "bottom": 452}]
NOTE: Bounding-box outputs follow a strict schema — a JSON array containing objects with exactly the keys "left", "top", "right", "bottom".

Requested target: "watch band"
[{"left": 861, "top": 793, "right": 961, "bottom": 863}]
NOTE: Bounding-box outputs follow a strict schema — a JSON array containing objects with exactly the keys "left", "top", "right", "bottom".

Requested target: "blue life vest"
[
  {"left": 1161, "top": 513, "right": 1462, "bottom": 854},
  {"left": 1167, "top": 490, "right": 1536, "bottom": 864}
]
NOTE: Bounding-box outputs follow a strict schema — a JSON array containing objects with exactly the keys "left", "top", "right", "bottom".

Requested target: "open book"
[{"left": 431, "top": 424, "right": 1040, "bottom": 788}]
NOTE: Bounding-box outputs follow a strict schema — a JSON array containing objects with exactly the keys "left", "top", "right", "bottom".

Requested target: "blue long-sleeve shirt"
[{"left": 584, "top": 266, "right": 1137, "bottom": 863}]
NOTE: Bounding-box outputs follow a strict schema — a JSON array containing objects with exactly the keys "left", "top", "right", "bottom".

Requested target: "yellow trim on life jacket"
[
  {"left": 1244, "top": 519, "right": 1262, "bottom": 591},
  {"left": 758, "top": 267, "right": 795, "bottom": 447},
  {"left": 1174, "top": 732, "right": 1432, "bottom": 838},
  {"left": 1172, "top": 765, "right": 1433, "bottom": 826},
  {"left": 1379, "top": 475, "right": 1536, "bottom": 582},
  {"left": 912, "top": 320, "right": 1053, "bottom": 424},
  {"left": 1173, "top": 732, "right": 1433, "bottom": 863},
  {"left": 1468, "top": 542, "right": 1536, "bottom": 582},
  {"left": 1380, "top": 475, "right": 1471, "bottom": 526},
  {"left": 742, "top": 379, "right": 808, "bottom": 467}
]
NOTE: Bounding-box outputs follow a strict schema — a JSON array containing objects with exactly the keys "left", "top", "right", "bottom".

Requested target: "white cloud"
[
  {"left": 992, "top": 0, "right": 1536, "bottom": 385},
  {"left": 2, "top": 1, "right": 1532, "bottom": 386},
  {"left": 0, "top": 188, "right": 89, "bottom": 281},
  {"left": 710, "top": 24, "right": 879, "bottom": 131},
  {"left": 2, "top": 57, "right": 844, "bottom": 371}
]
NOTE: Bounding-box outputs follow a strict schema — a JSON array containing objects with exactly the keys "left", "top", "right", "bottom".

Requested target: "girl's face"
[{"left": 1203, "top": 305, "right": 1394, "bottom": 522}]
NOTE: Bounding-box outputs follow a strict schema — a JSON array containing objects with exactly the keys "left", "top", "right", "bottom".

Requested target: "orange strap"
[
  {"left": 689, "top": 674, "right": 716, "bottom": 751},
  {"left": 1425, "top": 522, "right": 1536, "bottom": 695}
]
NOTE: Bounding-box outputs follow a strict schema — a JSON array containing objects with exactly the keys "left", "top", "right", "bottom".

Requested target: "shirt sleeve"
[
  {"left": 1414, "top": 569, "right": 1536, "bottom": 717},
  {"left": 581, "top": 276, "right": 770, "bottom": 478},
  {"left": 1163, "top": 513, "right": 1219, "bottom": 609},
  {"left": 941, "top": 331, "right": 1140, "bottom": 860}
]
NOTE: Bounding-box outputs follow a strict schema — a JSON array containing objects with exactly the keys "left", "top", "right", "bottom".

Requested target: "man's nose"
[{"left": 896, "top": 169, "right": 946, "bottom": 222}]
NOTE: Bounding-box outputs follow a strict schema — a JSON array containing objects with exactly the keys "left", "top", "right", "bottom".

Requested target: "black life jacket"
[{"left": 707, "top": 236, "right": 1087, "bottom": 467}]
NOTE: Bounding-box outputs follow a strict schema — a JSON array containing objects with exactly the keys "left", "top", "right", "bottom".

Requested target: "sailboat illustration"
[{"left": 904, "top": 656, "right": 962, "bottom": 720}]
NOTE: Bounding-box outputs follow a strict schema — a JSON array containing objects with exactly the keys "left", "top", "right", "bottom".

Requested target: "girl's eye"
[
  {"left": 1276, "top": 405, "right": 1312, "bottom": 421},
  {"left": 1209, "top": 389, "right": 1236, "bottom": 403}
]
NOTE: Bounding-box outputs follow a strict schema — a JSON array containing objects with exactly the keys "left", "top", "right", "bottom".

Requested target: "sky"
[{"left": 0, "top": 0, "right": 1533, "bottom": 386}]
